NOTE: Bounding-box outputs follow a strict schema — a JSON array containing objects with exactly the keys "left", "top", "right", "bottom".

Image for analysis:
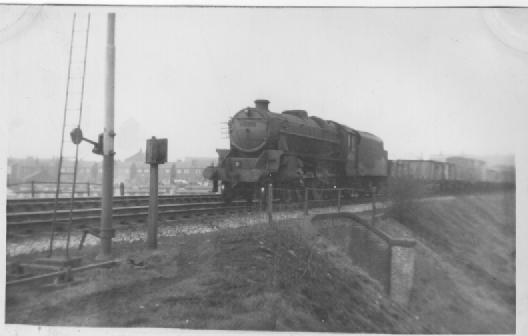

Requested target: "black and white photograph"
[{"left": 1, "top": 2, "right": 525, "bottom": 335}]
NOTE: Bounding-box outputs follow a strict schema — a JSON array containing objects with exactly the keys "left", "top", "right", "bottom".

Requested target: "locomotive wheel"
[
  {"left": 311, "top": 188, "right": 322, "bottom": 201},
  {"left": 261, "top": 183, "right": 273, "bottom": 208},
  {"left": 222, "top": 183, "right": 234, "bottom": 204},
  {"left": 243, "top": 187, "right": 254, "bottom": 204},
  {"left": 286, "top": 189, "right": 298, "bottom": 203},
  {"left": 295, "top": 189, "right": 303, "bottom": 202},
  {"left": 288, "top": 189, "right": 301, "bottom": 203},
  {"left": 278, "top": 188, "right": 287, "bottom": 203}
]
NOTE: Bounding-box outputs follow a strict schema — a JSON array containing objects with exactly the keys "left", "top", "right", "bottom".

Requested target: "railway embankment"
[
  {"left": 5, "top": 191, "right": 515, "bottom": 333},
  {"left": 383, "top": 191, "right": 516, "bottom": 333}
]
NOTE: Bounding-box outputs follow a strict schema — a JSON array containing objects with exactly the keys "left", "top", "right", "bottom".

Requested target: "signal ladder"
[{"left": 48, "top": 13, "right": 91, "bottom": 258}]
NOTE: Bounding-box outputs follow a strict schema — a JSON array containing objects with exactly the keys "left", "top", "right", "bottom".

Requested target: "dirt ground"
[{"left": 5, "top": 191, "right": 515, "bottom": 333}]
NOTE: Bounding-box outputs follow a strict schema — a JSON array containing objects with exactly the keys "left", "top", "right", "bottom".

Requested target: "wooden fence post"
[
  {"left": 337, "top": 189, "right": 342, "bottom": 212},
  {"left": 371, "top": 186, "right": 377, "bottom": 224},
  {"left": 304, "top": 188, "right": 309, "bottom": 215},
  {"left": 267, "top": 183, "right": 273, "bottom": 226},
  {"left": 387, "top": 244, "right": 393, "bottom": 296}
]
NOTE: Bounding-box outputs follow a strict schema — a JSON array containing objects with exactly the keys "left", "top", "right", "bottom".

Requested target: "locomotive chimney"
[{"left": 255, "top": 99, "right": 270, "bottom": 112}]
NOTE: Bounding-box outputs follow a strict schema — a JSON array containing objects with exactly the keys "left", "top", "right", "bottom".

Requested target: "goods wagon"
[
  {"left": 445, "top": 156, "right": 486, "bottom": 183},
  {"left": 389, "top": 160, "right": 448, "bottom": 181}
]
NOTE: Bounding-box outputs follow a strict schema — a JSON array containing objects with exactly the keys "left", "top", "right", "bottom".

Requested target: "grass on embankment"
[
  {"left": 384, "top": 191, "right": 515, "bottom": 333},
  {"left": 6, "top": 220, "right": 428, "bottom": 333},
  {"left": 6, "top": 191, "right": 514, "bottom": 333}
]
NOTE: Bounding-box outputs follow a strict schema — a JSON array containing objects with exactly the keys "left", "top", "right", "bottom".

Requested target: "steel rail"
[
  {"left": 6, "top": 200, "right": 253, "bottom": 231},
  {"left": 6, "top": 195, "right": 380, "bottom": 234},
  {"left": 6, "top": 194, "right": 222, "bottom": 212}
]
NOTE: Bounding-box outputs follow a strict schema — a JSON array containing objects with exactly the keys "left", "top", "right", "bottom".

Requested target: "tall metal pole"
[{"left": 100, "top": 13, "right": 116, "bottom": 258}]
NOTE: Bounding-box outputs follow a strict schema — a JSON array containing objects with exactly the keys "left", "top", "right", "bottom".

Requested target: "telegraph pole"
[{"left": 100, "top": 13, "right": 116, "bottom": 258}]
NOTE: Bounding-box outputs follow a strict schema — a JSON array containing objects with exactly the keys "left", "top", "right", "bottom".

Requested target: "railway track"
[
  {"left": 6, "top": 193, "right": 377, "bottom": 235},
  {"left": 6, "top": 195, "right": 242, "bottom": 233},
  {"left": 6, "top": 194, "right": 221, "bottom": 212}
]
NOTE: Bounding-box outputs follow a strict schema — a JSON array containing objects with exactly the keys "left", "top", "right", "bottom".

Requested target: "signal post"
[{"left": 145, "top": 137, "right": 168, "bottom": 249}]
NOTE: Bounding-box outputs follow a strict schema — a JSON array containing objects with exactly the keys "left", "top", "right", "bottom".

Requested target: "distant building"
[
  {"left": 7, "top": 157, "right": 100, "bottom": 185},
  {"left": 7, "top": 152, "right": 216, "bottom": 193},
  {"left": 121, "top": 150, "right": 216, "bottom": 186}
]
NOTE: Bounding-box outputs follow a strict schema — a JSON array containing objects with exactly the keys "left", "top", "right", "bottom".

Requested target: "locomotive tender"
[{"left": 203, "top": 99, "right": 388, "bottom": 202}]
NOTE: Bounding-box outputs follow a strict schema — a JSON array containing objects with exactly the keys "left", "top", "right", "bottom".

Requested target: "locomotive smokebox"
[{"left": 255, "top": 99, "right": 270, "bottom": 112}]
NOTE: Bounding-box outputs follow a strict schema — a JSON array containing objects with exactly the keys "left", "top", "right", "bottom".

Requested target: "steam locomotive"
[{"left": 203, "top": 99, "right": 389, "bottom": 203}]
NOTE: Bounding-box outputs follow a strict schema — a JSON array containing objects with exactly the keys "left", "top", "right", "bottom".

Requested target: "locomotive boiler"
[{"left": 203, "top": 99, "right": 388, "bottom": 202}]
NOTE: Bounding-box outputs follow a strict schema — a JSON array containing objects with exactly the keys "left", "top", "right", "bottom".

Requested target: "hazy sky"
[{"left": 2, "top": 6, "right": 527, "bottom": 162}]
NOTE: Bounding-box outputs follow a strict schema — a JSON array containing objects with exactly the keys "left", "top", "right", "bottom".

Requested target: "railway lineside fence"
[
  {"left": 254, "top": 185, "right": 384, "bottom": 220},
  {"left": 7, "top": 181, "right": 101, "bottom": 198},
  {"left": 6, "top": 181, "right": 210, "bottom": 199},
  {"left": 244, "top": 185, "right": 416, "bottom": 305}
]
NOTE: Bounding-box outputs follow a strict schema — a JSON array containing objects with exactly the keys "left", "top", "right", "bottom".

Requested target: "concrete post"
[
  {"left": 31, "top": 181, "right": 35, "bottom": 198},
  {"left": 147, "top": 164, "right": 159, "bottom": 249},
  {"left": 389, "top": 243, "right": 416, "bottom": 305},
  {"left": 100, "top": 13, "right": 116, "bottom": 258}
]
